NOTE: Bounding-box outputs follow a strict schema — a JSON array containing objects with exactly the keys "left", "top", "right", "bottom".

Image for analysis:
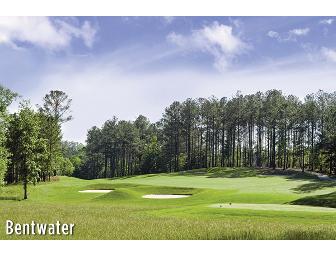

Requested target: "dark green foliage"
[
  {"left": 7, "top": 102, "right": 48, "bottom": 199},
  {"left": 61, "top": 141, "right": 84, "bottom": 176},
  {"left": 75, "top": 116, "right": 162, "bottom": 179},
  {"left": 79, "top": 89, "right": 336, "bottom": 179},
  {"left": 0, "top": 85, "right": 17, "bottom": 185},
  {"left": 39, "top": 90, "right": 72, "bottom": 179},
  {"left": 3, "top": 88, "right": 73, "bottom": 199}
]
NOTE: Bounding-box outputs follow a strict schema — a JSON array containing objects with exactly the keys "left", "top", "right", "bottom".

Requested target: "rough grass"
[{"left": 1, "top": 167, "right": 336, "bottom": 239}]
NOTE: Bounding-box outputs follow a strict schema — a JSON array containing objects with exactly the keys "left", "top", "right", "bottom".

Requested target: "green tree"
[
  {"left": 162, "top": 101, "right": 182, "bottom": 172},
  {"left": 39, "top": 90, "right": 72, "bottom": 179},
  {"left": 141, "top": 135, "right": 161, "bottom": 172},
  {"left": 78, "top": 90, "right": 336, "bottom": 179},
  {"left": 56, "top": 156, "right": 75, "bottom": 176},
  {"left": 0, "top": 85, "right": 17, "bottom": 185},
  {"left": 16, "top": 102, "right": 46, "bottom": 199}
]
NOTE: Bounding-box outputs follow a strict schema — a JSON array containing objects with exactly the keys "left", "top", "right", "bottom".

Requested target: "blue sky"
[{"left": 1, "top": 16, "right": 336, "bottom": 143}]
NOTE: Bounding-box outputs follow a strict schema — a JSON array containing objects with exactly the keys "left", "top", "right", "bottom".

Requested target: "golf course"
[{"left": 1, "top": 167, "right": 336, "bottom": 240}]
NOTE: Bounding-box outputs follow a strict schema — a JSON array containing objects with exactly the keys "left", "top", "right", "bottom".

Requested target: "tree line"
[
  {"left": 75, "top": 89, "right": 336, "bottom": 179},
  {"left": 2, "top": 85, "right": 336, "bottom": 197},
  {"left": 0, "top": 86, "right": 75, "bottom": 199}
]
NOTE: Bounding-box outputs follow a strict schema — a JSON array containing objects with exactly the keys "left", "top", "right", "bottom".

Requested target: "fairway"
[
  {"left": 210, "top": 203, "right": 336, "bottom": 212},
  {"left": 1, "top": 167, "right": 336, "bottom": 240}
]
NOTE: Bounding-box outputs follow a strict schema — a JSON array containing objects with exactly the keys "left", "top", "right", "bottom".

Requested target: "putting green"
[{"left": 210, "top": 203, "right": 336, "bottom": 212}]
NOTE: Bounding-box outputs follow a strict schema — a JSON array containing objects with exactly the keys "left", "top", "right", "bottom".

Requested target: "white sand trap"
[
  {"left": 210, "top": 203, "right": 336, "bottom": 212},
  {"left": 142, "top": 194, "right": 190, "bottom": 199},
  {"left": 78, "top": 190, "right": 113, "bottom": 193}
]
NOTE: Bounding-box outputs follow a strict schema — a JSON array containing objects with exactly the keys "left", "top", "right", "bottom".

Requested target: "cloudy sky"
[{"left": 1, "top": 16, "right": 336, "bottom": 143}]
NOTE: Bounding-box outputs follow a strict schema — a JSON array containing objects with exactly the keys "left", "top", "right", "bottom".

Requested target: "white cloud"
[
  {"left": 229, "top": 18, "right": 243, "bottom": 29},
  {"left": 54, "top": 19, "right": 96, "bottom": 48},
  {"left": 20, "top": 54, "right": 336, "bottom": 144},
  {"left": 320, "top": 18, "right": 334, "bottom": 25},
  {"left": 321, "top": 47, "right": 336, "bottom": 62},
  {"left": 267, "top": 30, "right": 280, "bottom": 39},
  {"left": 268, "top": 28, "right": 310, "bottom": 42},
  {"left": 167, "top": 32, "right": 185, "bottom": 47},
  {"left": 289, "top": 28, "right": 310, "bottom": 36},
  {"left": 0, "top": 17, "right": 96, "bottom": 50},
  {"left": 167, "top": 22, "right": 249, "bottom": 71}
]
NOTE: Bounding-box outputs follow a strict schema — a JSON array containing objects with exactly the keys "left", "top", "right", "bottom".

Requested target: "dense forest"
[
  {"left": 75, "top": 89, "right": 336, "bottom": 179},
  {"left": 1, "top": 85, "right": 336, "bottom": 198}
]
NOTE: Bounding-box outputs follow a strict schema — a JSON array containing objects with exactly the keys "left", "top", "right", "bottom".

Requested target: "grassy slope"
[{"left": 1, "top": 167, "right": 336, "bottom": 240}]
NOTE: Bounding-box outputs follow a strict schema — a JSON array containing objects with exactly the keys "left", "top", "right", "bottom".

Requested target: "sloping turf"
[
  {"left": 1, "top": 167, "right": 336, "bottom": 239},
  {"left": 210, "top": 203, "right": 336, "bottom": 212}
]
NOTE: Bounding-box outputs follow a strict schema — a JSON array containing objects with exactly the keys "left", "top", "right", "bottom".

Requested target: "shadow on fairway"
[
  {"left": 108, "top": 176, "right": 136, "bottom": 180},
  {"left": 0, "top": 196, "right": 21, "bottom": 201},
  {"left": 290, "top": 191, "right": 336, "bottom": 208},
  {"left": 174, "top": 167, "right": 260, "bottom": 178},
  {"left": 206, "top": 168, "right": 259, "bottom": 178},
  {"left": 291, "top": 181, "right": 336, "bottom": 193},
  {"left": 109, "top": 174, "right": 161, "bottom": 180},
  {"left": 175, "top": 167, "right": 320, "bottom": 180}
]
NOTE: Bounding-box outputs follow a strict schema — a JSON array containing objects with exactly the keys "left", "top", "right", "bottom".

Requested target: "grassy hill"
[{"left": 1, "top": 167, "right": 336, "bottom": 239}]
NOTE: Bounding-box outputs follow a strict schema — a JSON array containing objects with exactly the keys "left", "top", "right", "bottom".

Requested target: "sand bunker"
[
  {"left": 78, "top": 190, "right": 113, "bottom": 193},
  {"left": 142, "top": 194, "right": 191, "bottom": 199},
  {"left": 210, "top": 203, "right": 336, "bottom": 212}
]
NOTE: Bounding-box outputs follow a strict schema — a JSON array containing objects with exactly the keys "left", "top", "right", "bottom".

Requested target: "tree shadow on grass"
[
  {"left": 109, "top": 167, "right": 336, "bottom": 194},
  {"left": 291, "top": 181, "right": 336, "bottom": 193},
  {"left": 172, "top": 167, "right": 261, "bottom": 178},
  {"left": 284, "top": 173, "right": 317, "bottom": 181},
  {"left": 206, "top": 168, "right": 259, "bottom": 178},
  {"left": 108, "top": 176, "right": 134, "bottom": 180},
  {"left": 169, "top": 169, "right": 207, "bottom": 176},
  {"left": 109, "top": 167, "right": 325, "bottom": 181},
  {"left": 108, "top": 174, "right": 161, "bottom": 180},
  {"left": 178, "top": 167, "right": 320, "bottom": 180},
  {"left": 0, "top": 196, "right": 21, "bottom": 201},
  {"left": 290, "top": 192, "right": 336, "bottom": 208}
]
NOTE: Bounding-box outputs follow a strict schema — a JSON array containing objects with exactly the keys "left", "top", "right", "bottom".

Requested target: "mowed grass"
[{"left": 1, "top": 167, "right": 336, "bottom": 239}]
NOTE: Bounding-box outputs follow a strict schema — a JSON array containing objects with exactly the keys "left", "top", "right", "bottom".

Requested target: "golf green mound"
[
  {"left": 210, "top": 203, "right": 336, "bottom": 212},
  {"left": 142, "top": 194, "right": 191, "bottom": 199},
  {"left": 78, "top": 190, "right": 113, "bottom": 193}
]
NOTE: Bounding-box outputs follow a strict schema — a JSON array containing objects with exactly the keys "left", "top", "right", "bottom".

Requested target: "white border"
[
  {"left": 1, "top": 0, "right": 335, "bottom": 253},
  {"left": 0, "top": 0, "right": 335, "bottom": 16},
  {"left": 2, "top": 240, "right": 335, "bottom": 255}
]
